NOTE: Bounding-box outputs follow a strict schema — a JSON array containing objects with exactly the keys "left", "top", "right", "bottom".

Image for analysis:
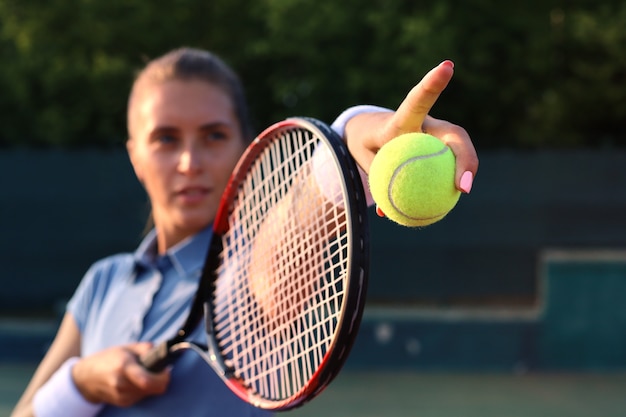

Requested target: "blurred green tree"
[{"left": 0, "top": 0, "right": 624, "bottom": 149}]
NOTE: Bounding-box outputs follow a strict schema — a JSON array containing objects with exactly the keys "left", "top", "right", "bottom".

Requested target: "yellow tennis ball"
[{"left": 369, "top": 132, "right": 460, "bottom": 227}]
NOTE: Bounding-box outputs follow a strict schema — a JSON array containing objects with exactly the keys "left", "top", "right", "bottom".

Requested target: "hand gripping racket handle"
[
  {"left": 140, "top": 341, "right": 173, "bottom": 373},
  {"left": 141, "top": 271, "right": 208, "bottom": 372}
]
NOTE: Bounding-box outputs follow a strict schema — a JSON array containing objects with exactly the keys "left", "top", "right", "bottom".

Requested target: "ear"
[{"left": 126, "top": 138, "right": 144, "bottom": 184}]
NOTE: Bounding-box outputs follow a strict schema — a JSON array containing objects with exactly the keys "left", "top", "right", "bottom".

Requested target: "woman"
[{"left": 12, "top": 48, "right": 477, "bottom": 417}]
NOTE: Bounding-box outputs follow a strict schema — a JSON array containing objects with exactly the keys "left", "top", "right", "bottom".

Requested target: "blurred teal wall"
[
  {"left": 2, "top": 149, "right": 626, "bottom": 370},
  {"left": 0, "top": 150, "right": 147, "bottom": 314}
]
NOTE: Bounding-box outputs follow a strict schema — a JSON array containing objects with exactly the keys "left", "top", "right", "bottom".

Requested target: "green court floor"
[
  {"left": 292, "top": 371, "right": 626, "bottom": 417},
  {"left": 2, "top": 364, "right": 626, "bottom": 417}
]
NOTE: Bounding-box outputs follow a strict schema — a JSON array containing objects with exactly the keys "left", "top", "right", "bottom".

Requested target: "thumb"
[{"left": 124, "top": 341, "right": 155, "bottom": 357}]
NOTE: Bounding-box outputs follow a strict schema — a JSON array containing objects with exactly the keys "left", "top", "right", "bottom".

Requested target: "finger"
[
  {"left": 125, "top": 361, "right": 170, "bottom": 394},
  {"left": 124, "top": 341, "right": 154, "bottom": 356},
  {"left": 121, "top": 343, "right": 170, "bottom": 393},
  {"left": 388, "top": 60, "right": 455, "bottom": 137},
  {"left": 112, "top": 384, "right": 151, "bottom": 408},
  {"left": 425, "top": 118, "right": 479, "bottom": 193}
]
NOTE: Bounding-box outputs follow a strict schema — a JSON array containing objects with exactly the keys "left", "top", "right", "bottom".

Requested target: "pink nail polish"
[
  {"left": 441, "top": 60, "right": 454, "bottom": 69},
  {"left": 460, "top": 171, "right": 473, "bottom": 194}
]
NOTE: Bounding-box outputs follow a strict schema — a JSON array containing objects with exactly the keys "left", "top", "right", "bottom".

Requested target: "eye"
[
  {"left": 203, "top": 129, "right": 228, "bottom": 142},
  {"left": 157, "top": 133, "right": 178, "bottom": 144},
  {"left": 150, "top": 129, "right": 179, "bottom": 146}
]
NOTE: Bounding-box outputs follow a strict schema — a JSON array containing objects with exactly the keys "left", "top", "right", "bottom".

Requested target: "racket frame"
[{"left": 143, "top": 117, "right": 369, "bottom": 411}]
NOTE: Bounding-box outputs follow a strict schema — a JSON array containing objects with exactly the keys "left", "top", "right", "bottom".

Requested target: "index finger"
[{"left": 389, "top": 60, "right": 455, "bottom": 136}]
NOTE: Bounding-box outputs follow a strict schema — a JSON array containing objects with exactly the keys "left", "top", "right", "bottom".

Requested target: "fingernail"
[
  {"left": 460, "top": 171, "right": 473, "bottom": 194},
  {"left": 376, "top": 206, "right": 386, "bottom": 217},
  {"left": 441, "top": 60, "right": 454, "bottom": 69}
]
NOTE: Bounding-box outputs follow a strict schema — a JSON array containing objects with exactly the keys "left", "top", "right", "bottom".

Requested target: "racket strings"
[{"left": 212, "top": 128, "right": 351, "bottom": 401}]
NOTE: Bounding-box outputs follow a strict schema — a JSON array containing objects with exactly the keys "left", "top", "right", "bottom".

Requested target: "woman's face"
[{"left": 127, "top": 79, "right": 246, "bottom": 249}]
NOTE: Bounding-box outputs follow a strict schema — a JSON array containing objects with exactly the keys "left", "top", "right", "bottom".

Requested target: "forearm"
[
  {"left": 11, "top": 314, "right": 84, "bottom": 417},
  {"left": 10, "top": 402, "right": 35, "bottom": 417}
]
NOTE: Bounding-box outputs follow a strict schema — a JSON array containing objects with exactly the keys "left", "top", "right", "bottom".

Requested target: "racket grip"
[{"left": 140, "top": 341, "right": 171, "bottom": 372}]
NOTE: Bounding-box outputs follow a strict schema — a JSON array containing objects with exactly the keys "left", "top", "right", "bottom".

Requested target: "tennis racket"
[{"left": 140, "top": 117, "right": 369, "bottom": 411}]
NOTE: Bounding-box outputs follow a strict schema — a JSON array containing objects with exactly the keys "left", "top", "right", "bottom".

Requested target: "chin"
[{"left": 182, "top": 213, "right": 214, "bottom": 232}]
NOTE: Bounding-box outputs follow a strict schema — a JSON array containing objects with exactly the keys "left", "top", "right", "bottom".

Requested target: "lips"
[{"left": 175, "top": 186, "right": 210, "bottom": 204}]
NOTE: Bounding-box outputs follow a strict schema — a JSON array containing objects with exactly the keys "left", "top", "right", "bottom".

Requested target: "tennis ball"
[{"left": 369, "top": 132, "right": 460, "bottom": 227}]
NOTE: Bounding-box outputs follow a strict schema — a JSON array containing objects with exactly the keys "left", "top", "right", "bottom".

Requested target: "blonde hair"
[{"left": 127, "top": 47, "right": 254, "bottom": 143}]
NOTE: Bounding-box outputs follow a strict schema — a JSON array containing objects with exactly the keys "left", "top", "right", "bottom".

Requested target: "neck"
[{"left": 155, "top": 221, "right": 211, "bottom": 254}]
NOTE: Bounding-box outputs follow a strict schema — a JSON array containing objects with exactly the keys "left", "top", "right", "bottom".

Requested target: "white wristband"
[
  {"left": 33, "top": 357, "right": 104, "bottom": 417},
  {"left": 330, "top": 104, "right": 393, "bottom": 139}
]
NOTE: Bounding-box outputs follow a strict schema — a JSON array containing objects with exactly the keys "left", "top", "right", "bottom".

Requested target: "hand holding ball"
[{"left": 369, "top": 133, "right": 460, "bottom": 227}]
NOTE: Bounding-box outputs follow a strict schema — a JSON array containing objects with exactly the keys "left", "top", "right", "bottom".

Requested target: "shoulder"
[
  {"left": 68, "top": 252, "right": 137, "bottom": 318},
  {"left": 77, "top": 252, "right": 140, "bottom": 299},
  {"left": 86, "top": 252, "right": 137, "bottom": 280},
  {"left": 67, "top": 252, "right": 140, "bottom": 335}
]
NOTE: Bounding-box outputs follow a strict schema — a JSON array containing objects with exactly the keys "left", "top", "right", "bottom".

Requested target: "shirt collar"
[{"left": 133, "top": 227, "right": 213, "bottom": 280}]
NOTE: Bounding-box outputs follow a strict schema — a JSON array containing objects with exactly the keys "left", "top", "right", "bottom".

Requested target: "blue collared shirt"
[
  {"left": 68, "top": 227, "right": 271, "bottom": 417},
  {"left": 65, "top": 108, "right": 388, "bottom": 415}
]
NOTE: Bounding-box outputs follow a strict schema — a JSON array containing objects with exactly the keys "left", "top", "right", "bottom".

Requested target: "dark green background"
[
  {"left": 0, "top": 0, "right": 625, "bottom": 149},
  {"left": 2, "top": 149, "right": 626, "bottom": 372},
  {"left": 1, "top": 0, "right": 626, "bottom": 374}
]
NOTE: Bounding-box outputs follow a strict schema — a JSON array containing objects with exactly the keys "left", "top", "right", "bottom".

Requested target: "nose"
[{"left": 178, "top": 145, "right": 202, "bottom": 176}]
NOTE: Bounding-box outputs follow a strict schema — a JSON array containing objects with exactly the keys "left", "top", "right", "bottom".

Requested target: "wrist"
[
  {"left": 330, "top": 105, "right": 393, "bottom": 139},
  {"left": 33, "top": 357, "right": 104, "bottom": 417}
]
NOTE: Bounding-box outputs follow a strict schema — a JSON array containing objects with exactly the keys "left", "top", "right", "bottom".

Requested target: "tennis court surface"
[
  {"left": 3, "top": 249, "right": 626, "bottom": 416},
  {"left": 2, "top": 363, "right": 626, "bottom": 417}
]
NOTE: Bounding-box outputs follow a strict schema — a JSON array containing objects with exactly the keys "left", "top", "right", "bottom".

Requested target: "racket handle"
[{"left": 140, "top": 341, "right": 172, "bottom": 372}]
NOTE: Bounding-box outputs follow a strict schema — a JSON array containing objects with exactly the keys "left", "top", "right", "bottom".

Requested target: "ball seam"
[{"left": 388, "top": 145, "right": 451, "bottom": 221}]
